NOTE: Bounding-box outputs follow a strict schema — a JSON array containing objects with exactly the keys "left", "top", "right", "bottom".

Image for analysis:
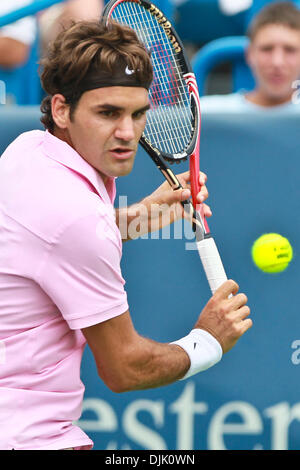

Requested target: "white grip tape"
[
  {"left": 171, "top": 329, "right": 223, "bottom": 380},
  {"left": 196, "top": 236, "right": 227, "bottom": 294}
]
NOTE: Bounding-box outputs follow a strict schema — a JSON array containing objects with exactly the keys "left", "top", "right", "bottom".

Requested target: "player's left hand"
[
  {"left": 147, "top": 170, "right": 212, "bottom": 227},
  {"left": 116, "top": 171, "right": 211, "bottom": 241}
]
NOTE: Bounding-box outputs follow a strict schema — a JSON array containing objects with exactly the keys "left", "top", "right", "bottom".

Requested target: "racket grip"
[{"left": 196, "top": 236, "right": 228, "bottom": 294}]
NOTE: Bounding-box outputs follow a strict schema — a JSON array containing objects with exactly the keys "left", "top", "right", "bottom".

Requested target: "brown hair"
[
  {"left": 247, "top": 1, "right": 300, "bottom": 40},
  {"left": 39, "top": 20, "right": 153, "bottom": 131}
]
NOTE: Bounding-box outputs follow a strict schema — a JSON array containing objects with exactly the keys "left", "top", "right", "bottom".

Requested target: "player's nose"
[{"left": 114, "top": 116, "right": 135, "bottom": 141}]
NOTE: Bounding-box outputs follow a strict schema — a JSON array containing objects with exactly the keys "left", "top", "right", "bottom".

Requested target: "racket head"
[{"left": 102, "top": 0, "right": 201, "bottom": 165}]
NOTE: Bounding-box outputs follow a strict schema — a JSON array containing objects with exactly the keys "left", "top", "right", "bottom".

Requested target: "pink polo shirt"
[{"left": 0, "top": 130, "right": 129, "bottom": 450}]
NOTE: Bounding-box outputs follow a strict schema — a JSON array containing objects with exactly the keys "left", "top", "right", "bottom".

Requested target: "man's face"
[
  {"left": 59, "top": 86, "right": 150, "bottom": 183},
  {"left": 247, "top": 24, "right": 300, "bottom": 102}
]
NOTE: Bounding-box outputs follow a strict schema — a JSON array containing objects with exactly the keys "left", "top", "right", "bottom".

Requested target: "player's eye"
[
  {"left": 133, "top": 110, "right": 147, "bottom": 119},
  {"left": 99, "top": 110, "right": 117, "bottom": 118}
]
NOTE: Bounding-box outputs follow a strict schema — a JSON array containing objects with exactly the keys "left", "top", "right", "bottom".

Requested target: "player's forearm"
[
  {"left": 115, "top": 196, "right": 176, "bottom": 242},
  {"left": 100, "top": 337, "right": 190, "bottom": 393},
  {"left": 115, "top": 198, "right": 153, "bottom": 242}
]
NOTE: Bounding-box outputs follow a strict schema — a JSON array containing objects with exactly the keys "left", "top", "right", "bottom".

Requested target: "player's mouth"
[{"left": 109, "top": 147, "right": 135, "bottom": 160}]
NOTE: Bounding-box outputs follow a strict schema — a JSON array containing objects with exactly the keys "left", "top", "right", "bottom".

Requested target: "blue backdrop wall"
[{"left": 0, "top": 106, "right": 299, "bottom": 450}]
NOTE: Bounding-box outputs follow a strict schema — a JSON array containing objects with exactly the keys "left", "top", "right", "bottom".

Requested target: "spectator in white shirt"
[{"left": 0, "top": 0, "right": 37, "bottom": 69}]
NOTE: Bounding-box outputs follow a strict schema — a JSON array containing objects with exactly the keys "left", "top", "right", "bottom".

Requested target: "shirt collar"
[{"left": 42, "top": 130, "right": 116, "bottom": 204}]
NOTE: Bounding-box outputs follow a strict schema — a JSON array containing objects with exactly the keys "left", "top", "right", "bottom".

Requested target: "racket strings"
[{"left": 109, "top": 1, "right": 194, "bottom": 156}]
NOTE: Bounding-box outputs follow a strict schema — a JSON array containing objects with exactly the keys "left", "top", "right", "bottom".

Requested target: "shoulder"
[
  {"left": 0, "top": 130, "right": 46, "bottom": 169},
  {"left": 0, "top": 130, "right": 109, "bottom": 244}
]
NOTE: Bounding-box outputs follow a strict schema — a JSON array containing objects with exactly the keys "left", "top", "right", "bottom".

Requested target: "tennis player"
[{"left": 0, "top": 21, "right": 252, "bottom": 450}]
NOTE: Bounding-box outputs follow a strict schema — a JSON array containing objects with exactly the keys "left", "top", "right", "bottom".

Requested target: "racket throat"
[{"left": 160, "top": 168, "right": 182, "bottom": 191}]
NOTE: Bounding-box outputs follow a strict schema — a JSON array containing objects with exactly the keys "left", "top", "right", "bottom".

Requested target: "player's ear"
[{"left": 51, "top": 94, "right": 71, "bottom": 129}]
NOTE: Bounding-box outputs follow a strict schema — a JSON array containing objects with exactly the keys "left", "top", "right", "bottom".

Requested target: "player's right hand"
[{"left": 194, "top": 280, "right": 252, "bottom": 353}]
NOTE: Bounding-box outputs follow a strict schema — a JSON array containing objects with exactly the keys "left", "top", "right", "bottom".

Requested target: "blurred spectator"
[
  {"left": 201, "top": 2, "right": 300, "bottom": 112},
  {"left": 39, "top": 0, "right": 103, "bottom": 53},
  {"left": 219, "top": 0, "right": 253, "bottom": 16},
  {"left": 0, "top": 0, "right": 37, "bottom": 69},
  {"left": 219, "top": 1, "right": 276, "bottom": 27}
]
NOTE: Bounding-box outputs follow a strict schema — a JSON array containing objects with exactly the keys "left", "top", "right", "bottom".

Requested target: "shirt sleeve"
[{"left": 37, "top": 212, "right": 129, "bottom": 330}]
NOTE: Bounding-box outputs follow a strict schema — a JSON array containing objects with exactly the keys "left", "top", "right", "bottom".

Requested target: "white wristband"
[{"left": 171, "top": 329, "right": 223, "bottom": 380}]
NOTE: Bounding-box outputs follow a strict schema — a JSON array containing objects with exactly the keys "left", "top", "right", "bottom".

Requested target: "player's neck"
[
  {"left": 245, "top": 90, "right": 292, "bottom": 108},
  {"left": 51, "top": 127, "right": 109, "bottom": 186},
  {"left": 52, "top": 127, "right": 74, "bottom": 148}
]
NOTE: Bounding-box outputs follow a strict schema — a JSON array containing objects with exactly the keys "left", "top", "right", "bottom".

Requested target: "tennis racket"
[{"left": 102, "top": 0, "right": 228, "bottom": 294}]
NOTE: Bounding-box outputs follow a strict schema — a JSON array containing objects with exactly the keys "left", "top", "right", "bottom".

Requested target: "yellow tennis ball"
[{"left": 251, "top": 233, "right": 293, "bottom": 273}]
